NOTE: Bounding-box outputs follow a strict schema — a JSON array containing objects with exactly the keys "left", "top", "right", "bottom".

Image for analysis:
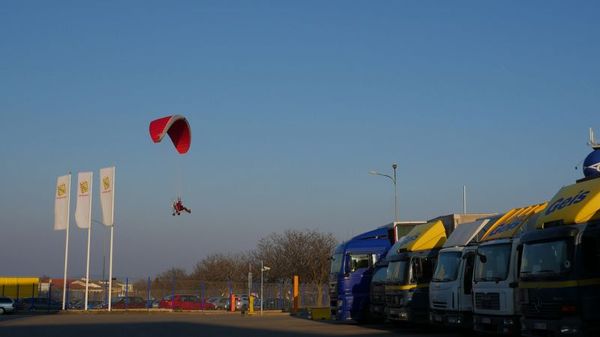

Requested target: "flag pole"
[
  {"left": 108, "top": 225, "right": 114, "bottom": 311},
  {"left": 107, "top": 167, "right": 115, "bottom": 312},
  {"left": 84, "top": 172, "right": 93, "bottom": 311},
  {"left": 61, "top": 173, "right": 71, "bottom": 311}
]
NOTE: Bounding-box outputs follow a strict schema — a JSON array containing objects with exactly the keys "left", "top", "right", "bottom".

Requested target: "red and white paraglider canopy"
[{"left": 149, "top": 115, "right": 191, "bottom": 154}]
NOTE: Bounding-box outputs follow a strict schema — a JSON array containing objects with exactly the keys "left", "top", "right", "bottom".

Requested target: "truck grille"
[
  {"left": 329, "top": 283, "right": 337, "bottom": 298},
  {"left": 475, "top": 292, "right": 500, "bottom": 310},
  {"left": 386, "top": 295, "right": 401, "bottom": 305},
  {"left": 432, "top": 301, "right": 447, "bottom": 309},
  {"left": 371, "top": 294, "right": 385, "bottom": 303},
  {"left": 522, "top": 301, "right": 561, "bottom": 319}
]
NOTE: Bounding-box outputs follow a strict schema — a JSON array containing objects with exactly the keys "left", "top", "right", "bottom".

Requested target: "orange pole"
[
  {"left": 293, "top": 275, "right": 299, "bottom": 312},
  {"left": 230, "top": 293, "right": 236, "bottom": 312}
]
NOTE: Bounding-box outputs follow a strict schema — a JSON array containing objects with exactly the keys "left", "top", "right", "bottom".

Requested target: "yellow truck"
[
  {"left": 519, "top": 176, "right": 600, "bottom": 336},
  {"left": 0, "top": 277, "right": 39, "bottom": 299},
  {"left": 385, "top": 213, "right": 492, "bottom": 323}
]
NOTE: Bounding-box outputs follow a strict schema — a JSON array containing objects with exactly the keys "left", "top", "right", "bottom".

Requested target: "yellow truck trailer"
[{"left": 0, "top": 277, "right": 40, "bottom": 299}]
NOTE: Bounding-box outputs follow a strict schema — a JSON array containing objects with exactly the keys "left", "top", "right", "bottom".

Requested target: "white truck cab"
[
  {"left": 429, "top": 217, "right": 496, "bottom": 328},
  {"left": 472, "top": 203, "right": 547, "bottom": 335}
]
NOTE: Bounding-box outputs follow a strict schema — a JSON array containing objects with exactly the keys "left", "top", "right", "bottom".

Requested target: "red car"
[{"left": 159, "top": 295, "right": 215, "bottom": 310}]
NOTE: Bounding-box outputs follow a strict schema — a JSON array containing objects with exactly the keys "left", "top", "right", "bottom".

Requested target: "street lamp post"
[
  {"left": 369, "top": 163, "right": 399, "bottom": 223},
  {"left": 261, "top": 261, "right": 270, "bottom": 316}
]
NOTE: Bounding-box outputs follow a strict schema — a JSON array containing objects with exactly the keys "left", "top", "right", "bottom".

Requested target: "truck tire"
[{"left": 356, "top": 307, "right": 372, "bottom": 325}]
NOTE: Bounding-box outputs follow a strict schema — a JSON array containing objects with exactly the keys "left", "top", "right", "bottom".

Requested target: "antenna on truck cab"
[{"left": 589, "top": 128, "right": 600, "bottom": 150}]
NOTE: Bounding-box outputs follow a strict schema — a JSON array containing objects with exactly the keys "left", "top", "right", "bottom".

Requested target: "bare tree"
[
  {"left": 148, "top": 229, "right": 337, "bottom": 306},
  {"left": 190, "top": 253, "right": 253, "bottom": 282},
  {"left": 151, "top": 267, "right": 189, "bottom": 295},
  {"left": 254, "top": 229, "right": 337, "bottom": 306}
]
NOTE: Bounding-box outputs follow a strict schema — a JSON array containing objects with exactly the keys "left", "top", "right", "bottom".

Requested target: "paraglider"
[
  {"left": 172, "top": 197, "right": 191, "bottom": 216},
  {"left": 149, "top": 115, "right": 191, "bottom": 154},
  {"left": 149, "top": 115, "right": 192, "bottom": 216}
]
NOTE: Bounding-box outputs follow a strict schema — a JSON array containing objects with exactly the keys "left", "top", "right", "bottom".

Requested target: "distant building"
[
  {"left": 1, "top": 276, "right": 134, "bottom": 302},
  {"left": 41, "top": 278, "right": 133, "bottom": 300}
]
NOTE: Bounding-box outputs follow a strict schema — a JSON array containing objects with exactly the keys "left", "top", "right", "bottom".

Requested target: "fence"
[{"left": 1, "top": 277, "right": 329, "bottom": 312}]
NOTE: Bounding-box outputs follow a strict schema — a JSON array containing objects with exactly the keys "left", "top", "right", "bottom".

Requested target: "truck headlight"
[{"left": 560, "top": 326, "right": 578, "bottom": 334}]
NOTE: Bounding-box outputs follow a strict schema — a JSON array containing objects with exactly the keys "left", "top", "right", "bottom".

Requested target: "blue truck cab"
[{"left": 330, "top": 222, "right": 422, "bottom": 322}]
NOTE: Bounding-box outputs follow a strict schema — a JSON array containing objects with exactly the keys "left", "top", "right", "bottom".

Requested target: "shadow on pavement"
[
  {"left": 0, "top": 320, "right": 369, "bottom": 337},
  {"left": 289, "top": 314, "right": 462, "bottom": 337},
  {"left": 0, "top": 312, "right": 60, "bottom": 324}
]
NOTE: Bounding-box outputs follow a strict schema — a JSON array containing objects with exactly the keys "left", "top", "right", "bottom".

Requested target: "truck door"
[
  {"left": 461, "top": 253, "right": 475, "bottom": 312},
  {"left": 581, "top": 231, "right": 600, "bottom": 323},
  {"left": 412, "top": 256, "right": 436, "bottom": 315},
  {"left": 345, "top": 253, "right": 376, "bottom": 317}
]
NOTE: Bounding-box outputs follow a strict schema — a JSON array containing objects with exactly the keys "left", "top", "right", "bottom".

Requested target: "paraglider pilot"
[{"left": 172, "top": 197, "right": 191, "bottom": 216}]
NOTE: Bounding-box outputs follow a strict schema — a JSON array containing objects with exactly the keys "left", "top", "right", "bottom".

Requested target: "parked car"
[
  {"left": 159, "top": 294, "right": 215, "bottom": 310},
  {"left": 263, "top": 297, "right": 291, "bottom": 310},
  {"left": 111, "top": 296, "right": 147, "bottom": 309},
  {"left": 235, "top": 294, "right": 262, "bottom": 310},
  {"left": 68, "top": 299, "right": 105, "bottom": 310},
  {"left": 206, "top": 296, "right": 222, "bottom": 306},
  {"left": 86, "top": 300, "right": 104, "bottom": 309},
  {"left": 68, "top": 299, "right": 83, "bottom": 309},
  {"left": 235, "top": 294, "right": 249, "bottom": 310},
  {"left": 214, "top": 297, "right": 231, "bottom": 310},
  {"left": 0, "top": 297, "right": 16, "bottom": 314},
  {"left": 15, "top": 297, "right": 62, "bottom": 311}
]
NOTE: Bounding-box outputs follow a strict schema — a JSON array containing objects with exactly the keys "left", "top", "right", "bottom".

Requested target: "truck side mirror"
[
  {"left": 345, "top": 255, "right": 352, "bottom": 273},
  {"left": 477, "top": 252, "right": 487, "bottom": 263}
]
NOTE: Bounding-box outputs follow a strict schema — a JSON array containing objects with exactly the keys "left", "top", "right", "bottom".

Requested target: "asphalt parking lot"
[{"left": 0, "top": 311, "right": 462, "bottom": 337}]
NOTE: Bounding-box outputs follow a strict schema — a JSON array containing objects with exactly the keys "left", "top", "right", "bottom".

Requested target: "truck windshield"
[
  {"left": 330, "top": 253, "right": 343, "bottom": 274},
  {"left": 387, "top": 260, "right": 409, "bottom": 284},
  {"left": 432, "top": 252, "right": 462, "bottom": 282},
  {"left": 520, "top": 239, "right": 571, "bottom": 279},
  {"left": 372, "top": 266, "right": 388, "bottom": 284},
  {"left": 475, "top": 243, "right": 512, "bottom": 282},
  {"left": 349, "top": 254, "right": 372, "bottom": 272}
]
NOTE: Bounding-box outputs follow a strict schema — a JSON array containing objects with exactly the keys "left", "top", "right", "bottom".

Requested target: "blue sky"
[{"left": 1, "top": 1, "right": 599, "bottom": 279}]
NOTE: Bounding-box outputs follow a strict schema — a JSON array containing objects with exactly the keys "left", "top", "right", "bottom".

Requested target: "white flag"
[
  {"left": 99, "top": 167, "right": 115, "bottom": 226},
  {"left": 54, "top": 174, "right": 71, "bottom": 230},
  {"left": 75, "top": 172, "right": 93, "bottom": 229}
]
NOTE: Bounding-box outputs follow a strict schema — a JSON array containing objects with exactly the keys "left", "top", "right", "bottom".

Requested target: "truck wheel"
[{"left": 356, "top": 308, "right": 372, "bottom": 325}]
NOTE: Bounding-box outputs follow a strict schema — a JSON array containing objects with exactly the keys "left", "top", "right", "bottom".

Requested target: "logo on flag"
[
  {"left": 54, "top": 174, "right": 71, "bottom": 231},
  {"left": 80, "top": 181, "right": 89, "bottom": 194},
  {"left": 57, "top": 183, "right": 66, "bottom": 198},
  {"left": 75, "top": 172, "right": 93, "bottom": 229},
  {"left": 99, "top": 167, "right": 115, "bottom": 227},
  {"left": 103, "top": 176, "right": 111, "bottom": 192}
]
